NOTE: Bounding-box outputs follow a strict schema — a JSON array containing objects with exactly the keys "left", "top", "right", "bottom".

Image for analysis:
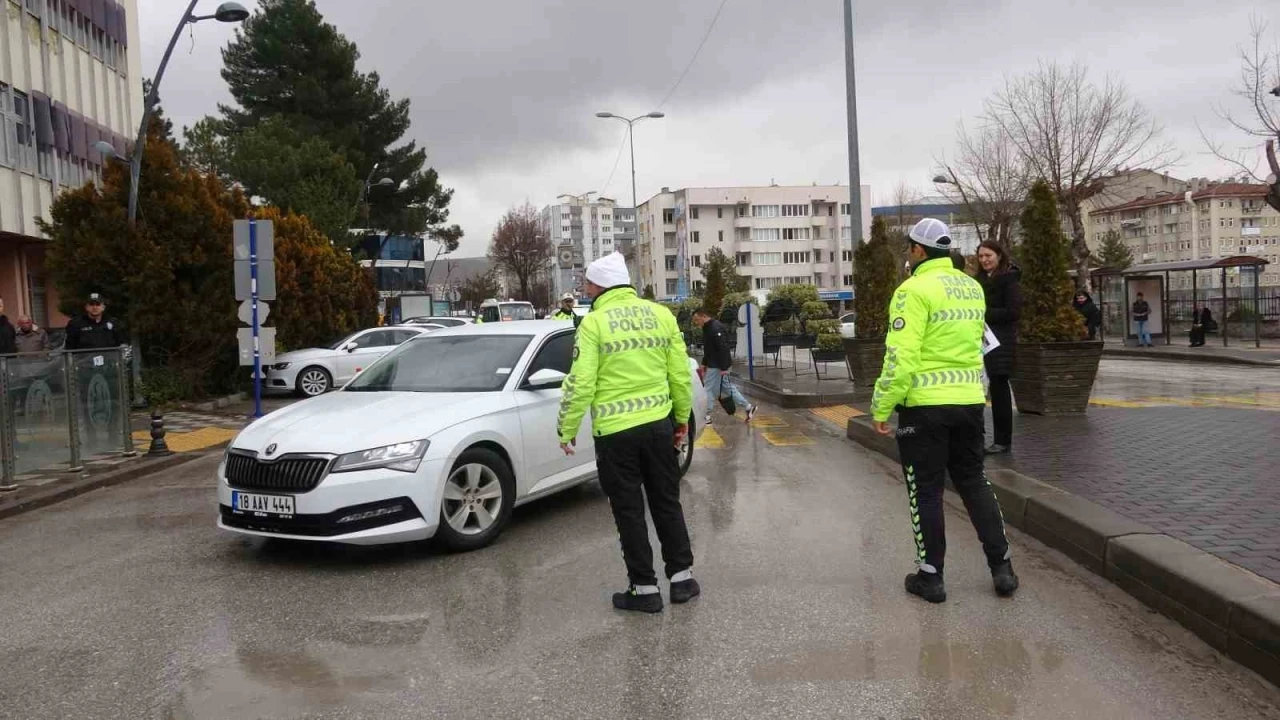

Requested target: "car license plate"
[{"left": 231, "top": 490, "right": 295, "bottom": 516}]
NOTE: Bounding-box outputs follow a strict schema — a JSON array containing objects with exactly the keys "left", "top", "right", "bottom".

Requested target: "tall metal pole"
[
  {"left": 843, "top": 0, "right": 863, "bottom": 246},
  {"left": 250, "top": 219, "right": 263, "bottom": 419},
  {"left": 628, "top": 120, "right": 638, "bottom": 217}
]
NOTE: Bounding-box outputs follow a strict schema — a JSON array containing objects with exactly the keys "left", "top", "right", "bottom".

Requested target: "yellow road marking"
[
  {"left": 749, "top": 415, "right": 789, "bottom": 428},
  {"left": 810, "top": 405, "right": 864, "bottom": 427},
  {"left": 761, "top": 430, "right": 814, "bottom": 446},
  {"left": 695, "top": 426, "right": 725, "bottom": 449},
  {"left": 133, "top": 427, "right": 238, "bottom": 453},
  {"left": 1089, "top": 398, "right": 1156, "bottom": 408}
]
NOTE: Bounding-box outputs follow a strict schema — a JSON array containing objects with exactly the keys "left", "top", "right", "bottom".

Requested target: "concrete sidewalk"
[{"left": 1103, "top": 339, "right": 1280, "bottom": 366}]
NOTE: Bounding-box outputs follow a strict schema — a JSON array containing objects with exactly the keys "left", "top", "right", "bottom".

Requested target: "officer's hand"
[
  {"left": 673, "top": 423, "right": 689, "bottom": 447},
  {"left": 873, "top": 420, "right": 893, "bottom": 436},
  {"left": 560, "top": 438, "right": 576, "bottom": 456}
]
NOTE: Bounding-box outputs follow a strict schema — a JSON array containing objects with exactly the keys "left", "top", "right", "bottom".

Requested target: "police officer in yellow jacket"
[
  {"left": 872, "top": 219, "right": 1018, "bottom": 604},
  {"left": 558, "top": 251, "right": 698, "bottom": 613}
]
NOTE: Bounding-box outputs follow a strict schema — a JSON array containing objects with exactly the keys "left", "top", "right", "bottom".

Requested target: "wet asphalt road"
[{"left": 2, "top": 405, "right": 1279, "bottom": 719}]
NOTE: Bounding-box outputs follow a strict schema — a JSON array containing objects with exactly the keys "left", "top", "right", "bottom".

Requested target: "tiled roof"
[{"left": 1091, "top": 183, "right": 1270, "bottom": 215}]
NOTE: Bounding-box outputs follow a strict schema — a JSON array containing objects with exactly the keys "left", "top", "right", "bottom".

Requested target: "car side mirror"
[
  {"left": 345, "top": 342, "right": 359, "bottom": 352},
  {"left": 524, "top": 368, "right": 566, "bottom": 390}
]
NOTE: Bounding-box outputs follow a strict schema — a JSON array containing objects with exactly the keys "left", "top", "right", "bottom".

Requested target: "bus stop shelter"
[{"left": 1091, "top": 256, "right": 1269, "bottom": 349}]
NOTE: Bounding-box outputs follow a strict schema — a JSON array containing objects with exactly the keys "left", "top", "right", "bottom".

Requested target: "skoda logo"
[{"left": 265, "top": 443, "right": 277, "bottom": 456}]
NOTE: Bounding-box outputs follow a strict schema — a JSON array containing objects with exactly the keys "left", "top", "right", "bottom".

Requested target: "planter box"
[
  {"left": 811, "top": 350, "right": 845, "bottom": 363},
  {"left": 843, "top": 337, "right": 886, "bottom": 401},
  {"left": 1011, "top": 341, "right": 1104, "bottom": 415}
]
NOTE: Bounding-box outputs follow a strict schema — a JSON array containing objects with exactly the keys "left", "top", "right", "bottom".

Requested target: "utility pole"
[{"left": 844, "top": 0, "right": 863, "bottom": 246}]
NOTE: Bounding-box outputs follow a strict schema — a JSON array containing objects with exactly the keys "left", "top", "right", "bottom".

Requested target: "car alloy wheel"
[
  {"left": 442, "top": 463, "right": 505, "bottom": 536},
  {"left": 676, "top": 412, "right": 695, "bottom": 477},
  {"left": 297, "top": 367, "right": 331, "bottom": 397}
]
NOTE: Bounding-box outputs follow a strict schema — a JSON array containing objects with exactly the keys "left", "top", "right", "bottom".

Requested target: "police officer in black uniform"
[{"left": 64, "top": 293, "right": 125, "bottom": 350}]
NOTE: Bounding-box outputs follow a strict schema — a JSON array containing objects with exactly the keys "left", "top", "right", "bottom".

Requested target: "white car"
[
  {"left": 839, "top": 312, "right": 857, "bottom": 338},
  {"left": 218, "top": 321, "right": 708, "bottom": 549},
  {"left": 264, "top": 326, "right": 439, "bottom": 398}
]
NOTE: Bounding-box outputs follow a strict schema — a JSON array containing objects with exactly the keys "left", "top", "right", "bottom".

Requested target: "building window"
[
  {"left": 755, "top": 277, "right": 783, "bottom": 290},
  {"left": 665, "top": 279, "right": 678, "bottom": 295},
  {"left": 840, "top": 227, "right": 852, "bottom": 241},
  {"left": 737, "top": 205, "right": 747, "bottom": 218},
  {"left": 781, "top": 227, "right": 810, "bottom": 241},
  {"left": 692, "top": 280, "right": 704, "bottom": 292},
  {"left": 783, "top": 251, "right": 811, "bottom": 264},
  {"left": 753, "top": 252, "right": 782, "bottom": 266},
  {"left": 691, "top": 231, "right": 700, "bottom": 243},
  {"left": 785, "top": 276, "right": 809, "bottom": 285},
  {"left": 691, "top": 255, "right": 701, "bottom": 268},
  {"left": 752, "top": 228, "right": 781, "bottom": 242},
  {"left": 1, "top": 85, "right": 32, "bottom": 170},
  {"left": 663, "top": 209, "right": 675, "bottom": 224},
  {"left": 664, "top": 232, "right": 677, "bottom": 249},
  {"left": 735, "top": 252, "right": 751, "bottom": 266},
  {"left": 717, "top": 207, "right": 723, "bottom": 219},
  {"left": 734, "top": 228, "right": 750, "bottom": 242},
  {"left": 665, "top": 255, "right": 677, "bottom": 271},
  {"left": 690, "top": 207, "right": 699, "bottom": 220},
  {"left": 814, "top": 250, "right": 823, "bottom": 262},
  {"left": 843, "top": 274, "right": 854, "bottom": 285},
  {"left": 751, "top": 204, "right": 780, "bottom": 218},
  {"left": 841, "top": 203, "right": 851, "bottom": 215},
  {"left": 718, "top": 230, "right": 724, "bottom": 242},
  {"left": 781, "top": 204, "right": 810, "bottom": 217},
  {"left": 842, "top": 250, "right": 853, "bottom": 262}
]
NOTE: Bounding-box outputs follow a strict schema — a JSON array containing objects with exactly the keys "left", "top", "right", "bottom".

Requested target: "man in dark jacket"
[
  {"left": 0, "top": 297, "right": 17, "bottom": 356},
  {"left": 1132, "top": 293, "right": 1152, "bottom": 347},
  {"left": 1073, "top": 292, "right": 1101, "bottom": 340},
  {"left": 692, "top": 309, "right": 756, "bottom": 425},
  {"left": 64, "top": 293, "right": 126, "bottom": 351}
]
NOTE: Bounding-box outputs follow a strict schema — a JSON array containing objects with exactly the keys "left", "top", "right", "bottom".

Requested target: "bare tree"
[
  {"left": 488, "top": 203, "right": 551, "bottom": 302},
  {"left": 935, "top": 121, "right": 1031, "bottom": 249},
  {"left": 984, "top": 62, "right": 1175, "bottom": 288},
  {"left": 1201, "top": 19, "right": 1280, "bottom": 212}
]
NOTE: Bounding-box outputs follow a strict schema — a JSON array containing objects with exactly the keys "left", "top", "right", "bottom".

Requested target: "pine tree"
[
  {"left": 1018, "top": 180, "right": 1087, "bottom": 342},
  {"left": 218, "top": 0, "right": 460, "bottom": 244},
  {"left": 699, "top": 247, "right": 739, "bottom": 316},
  {"left": 853, "top": 217, "right": 901, "bottom": 339},
  {"left": 1095, "top": 229, "right": 1134, "bottom": 269}
]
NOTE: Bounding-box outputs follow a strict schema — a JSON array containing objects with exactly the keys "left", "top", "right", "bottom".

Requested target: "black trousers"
[
  {"left": 895, "top": 405, "right": 1010, "bottom": 575},
  {"left": 595, "top": 418, "right": 694, "bottom": 586},
  {"left": 988, "top": 374, "right": 1013, "bottom": 447}
]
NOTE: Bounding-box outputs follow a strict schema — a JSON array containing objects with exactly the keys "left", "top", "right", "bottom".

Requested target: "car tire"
[
  {"left": 677, "top": 412, "right": 695, "bottom": 478},
  {"left": 435, "top": 447, "right": 516, "bottom": 552},
  {"left": 295, "top": 366, "right": 332, "bottom": 397}
]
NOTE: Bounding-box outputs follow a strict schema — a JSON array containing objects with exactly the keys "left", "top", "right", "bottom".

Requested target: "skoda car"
[{"left": 218, "top": 321, "right": 707, "bottom": 550}]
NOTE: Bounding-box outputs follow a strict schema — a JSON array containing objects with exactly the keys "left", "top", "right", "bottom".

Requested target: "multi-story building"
[
  {"left": 540, "top": 194, "right": 629, "bottom": 299},
  {"left": 636, "top": 184, "right": 872, "bottom": 304},
  {"left": 1072, "top": 169, "right": 1186, "bottom": 255},
  {"left": 1, "top": 0, "right": 143, "bottom": 327},
  {"left": 1090, "top": 180, "right": 1280, "bottom": 292}
]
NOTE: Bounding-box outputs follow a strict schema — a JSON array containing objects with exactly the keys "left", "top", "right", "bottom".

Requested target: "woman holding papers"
[{"left": 975, "top": 241, "right": 1022, "bottom": 455}]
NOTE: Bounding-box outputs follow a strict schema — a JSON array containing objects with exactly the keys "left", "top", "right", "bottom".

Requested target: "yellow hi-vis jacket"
[
  {"left": 871, "top": 257, "right": 987, "bottom": 421},
  {"left": 558, "top": 287, "right": 693, "bottom": 443}
]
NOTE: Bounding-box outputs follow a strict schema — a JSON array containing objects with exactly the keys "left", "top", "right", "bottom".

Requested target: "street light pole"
[
  {"left": 932, "top": 171, "right": 985, "bottom": 244},
  {"left": 596, "top": 111, "right": 664, "bottom": 287},
  {"left": 843, "top": 0, "right": 863, "bottom": 246}
]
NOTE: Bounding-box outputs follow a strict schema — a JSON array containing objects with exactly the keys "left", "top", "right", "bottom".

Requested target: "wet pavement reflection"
[{"left": 0, "top": 406, "right": 1278, "bottom": 718}]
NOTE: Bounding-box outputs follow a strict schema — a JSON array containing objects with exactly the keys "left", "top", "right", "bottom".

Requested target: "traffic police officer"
[
  {"left": 557, "top": 251, "right": 698, "bottom": 613},
  {"left": 552, "top": 293, "right": 577, "bottom": 323},
  {"left": 64, "top": 293, "right": 126, "bottom": 350},
  {"left": 871, "top": 219, "right": 1018, "bottom": 604}
]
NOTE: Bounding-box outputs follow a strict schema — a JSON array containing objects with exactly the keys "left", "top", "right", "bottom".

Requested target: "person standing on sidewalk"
[
  {"left": 1132, "top": 292, "right": 1153, "bottom": 347},
  {"left": 975, "top": 240, "right": 1022, "bottom": 456},
  {"left": 14, "top": 316, "right": 51, "bottom": 354},
  {"left": 692, "top": 308, "right": 757, "bottom": 425},
  {"left": 64, "top": 294, "right": 125, "bottom": 350},
  {"left": 871, "top": 218, "right": 1018, "bottom": 604},
  {"left": 1073, "top": 292, "right": 1101, "bottom": 341},
  {"left": 557, "top": 252, "right": 699, "bottom": 613}
]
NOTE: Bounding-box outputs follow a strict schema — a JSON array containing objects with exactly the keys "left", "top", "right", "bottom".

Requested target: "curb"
[
  {"left": 1102, "top": 348, "right": 1279, "bottom": 367},
  {"left": 184, "top": 392, "right": 247, "bottom": 413},
  {"left": 846, "top": 415, "right": 1280, "bottom": 688},
  {"left": 730, "top": 373, "right": 861, "bottom": 409},
  {"left": 0, "top": 448, "right": 222, "bottom": 522}
]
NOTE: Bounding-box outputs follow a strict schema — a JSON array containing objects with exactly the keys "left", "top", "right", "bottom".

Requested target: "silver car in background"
[{"left": 263, "top": 325, "right": 441, "bottom": 397}]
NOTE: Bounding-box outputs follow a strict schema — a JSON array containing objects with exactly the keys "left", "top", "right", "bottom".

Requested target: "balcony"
[
  {"left": 810, "top": 214, "right": 829, "bottom": 227},
  {"left": 1241, "top": 206, "right": 1264, "bottom": 216},
  {"left": 733, "top": 215, "right": 753, "bottom": 229}
]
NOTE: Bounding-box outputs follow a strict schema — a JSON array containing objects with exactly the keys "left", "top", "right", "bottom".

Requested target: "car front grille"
[{"left": 225, "top": 452, "right": 331, "bottom": 493}]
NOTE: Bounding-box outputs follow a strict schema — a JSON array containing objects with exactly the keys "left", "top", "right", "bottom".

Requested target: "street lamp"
[
  {"left": 932, "top": 171, "right": 985, "bottom": 244},
  {"left": 594, "top": 111, "right": 664, "bottom": 217}
]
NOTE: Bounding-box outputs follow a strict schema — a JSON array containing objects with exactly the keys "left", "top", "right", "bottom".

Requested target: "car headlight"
[
  {"left": 273, "top": 362, "right": 291, "bottom": 370},
  {"left": 331, "top": 440, "right": 429, "bottom": 473}
]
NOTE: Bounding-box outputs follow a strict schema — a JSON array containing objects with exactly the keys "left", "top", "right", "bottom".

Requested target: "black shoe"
[
  {"left": 984, "top": 443, "right": 1010, "bottom": 455},
  {"left": 904, "top": 571, "right": 946, "bottom": 604},
  {"left": 992, "top": 561, "right": 1019, "bottom": 598},
  {"left": 612, "top": 587, "right": 663, "bottom": 613},
  {"left": 670, "top": 578, "right": 701, "bottom": 604}
]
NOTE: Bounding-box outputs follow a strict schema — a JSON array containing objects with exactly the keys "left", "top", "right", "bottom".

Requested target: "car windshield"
[
  {"left": 344, "top": 335, "right": 533, "bottom": 393},
  {"left": 501, "top": 304, "right": 535, "bottom": 321}
]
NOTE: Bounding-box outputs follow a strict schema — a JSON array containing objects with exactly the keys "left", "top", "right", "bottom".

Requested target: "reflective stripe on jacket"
[
  {"left": 552, "top": 309, "right": 574, "bottom": 320},
  {"left": 871, "top": 257, "right": 987, "bottom": 421},
  {"left": 557, "top": 286, "right": 693, "bottom": 442}
]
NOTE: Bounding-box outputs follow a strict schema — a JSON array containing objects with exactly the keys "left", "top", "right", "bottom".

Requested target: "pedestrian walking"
[
  {"left": 1073, "top": 291, "right": 1101, "bottom": 341},
  {"left": 14, "top": 316, "right": 51, "bottom": 354},
  {"left": 1132, "top": 292, "right": 1153, "bottom": 347},
  {"left": 557, "top": 251, "right": 698, "bottom": 613},
  {"left": 692, "top": 308, "right": 757, "bottom": 425},
  {"left": 0, "top": 297, "right": 17, "bottom": 356},
  {"left": 975, "top": 241, "right": 1022, "bottom": 455},
  {"left": 64, "top": 293, "right": 125, "bottom": 350},
  {"left": 871, "top": 218, "right": 1018, "bottom": 604}
]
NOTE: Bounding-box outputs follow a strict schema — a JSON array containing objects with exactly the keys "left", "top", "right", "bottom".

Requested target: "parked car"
[
  {"left": 479, "top": 299, "right": 535, "bottom": 323},
  {"left": 839, "top": 312, "right": 857, "bottom": 338},
  {"left": 402, "top": 316, "right": 472, "bottom": 328},
  {"left": 263, "top": 326, "right": 440, "bottom": 398},
  {"left": 219, "top": 321, "right": 708, "bottom": 549}
]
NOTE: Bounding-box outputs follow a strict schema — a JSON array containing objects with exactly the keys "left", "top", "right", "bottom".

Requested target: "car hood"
[
  {"left": 276, "top": 347, "right": 337, "bottom": 364},
  {"left": 232, "top": 391, "right": 510, "bottom": 455}
]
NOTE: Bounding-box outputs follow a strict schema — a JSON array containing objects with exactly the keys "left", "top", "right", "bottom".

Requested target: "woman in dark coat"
[
  {"left": 975, "top": 241, "right": 1022, "bottom": 455},
  {"left": 1073, "top": 291, "right": 1101, "bottom": 340}
]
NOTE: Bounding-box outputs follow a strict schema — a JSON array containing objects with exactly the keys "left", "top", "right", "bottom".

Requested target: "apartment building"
[
  {"left": 1090, "top": 180, "right": 1280, "bottom": 292},
  {"left": 540, "top": 194, "right": 631, "bottom": 298},
  {"left": 1, "top": 0, "right": 142, "bottom": 327},
  {"left": 1071, "top": 169, "right": 1186, "bottom": 255},
  {"left": 636, "top": 185, "right": 872, "bottom": 302}
]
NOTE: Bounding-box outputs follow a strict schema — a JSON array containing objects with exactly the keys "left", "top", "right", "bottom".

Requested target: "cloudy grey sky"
[{"left": 138, "top": 0, "right": 1276, "bottom": 257}]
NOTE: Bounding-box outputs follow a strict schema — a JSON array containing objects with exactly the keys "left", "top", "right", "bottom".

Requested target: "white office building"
[
  {"left": 1, "top": 0, "right": 143, "bottom": 327},
  {"left": 636, "top": 184, "right": 873, "bottom": 305},
  {"left": 540, "top": 193, "right": 632, "bottom": 299}
]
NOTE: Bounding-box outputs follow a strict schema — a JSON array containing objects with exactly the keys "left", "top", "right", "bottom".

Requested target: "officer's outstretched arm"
[
  {"left": 558, "top": 317, "right": 600, "bottom": 444},
  {"left": 664, "top": 313, "right": 693, "bottom": 424},
  {"left": 871, "top": 286, "right": 927, "bottom": 422}
]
